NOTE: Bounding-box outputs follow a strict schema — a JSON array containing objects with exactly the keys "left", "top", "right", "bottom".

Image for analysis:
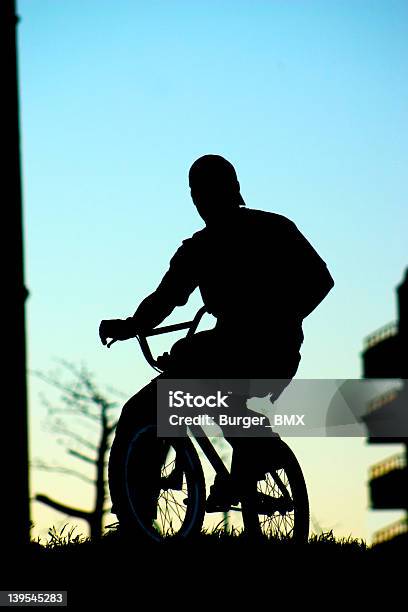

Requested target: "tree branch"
[
  {"left": 31, "top": 460, "right": 95, "bottom": 485},
  {"left": 106, "top": 422, "right": 117, "bottom": 436},
  {"left": 46, "top": 425, "right": 98, "bottom": 452},
  {"left": 67, "top": 449, "right": 95, "bottom": 465},
  {"left": 32, "top": 369, "right": 94, "bottom": 404},
  {"left": 36, "top": 495, "right": 91, "bottom": 522}
]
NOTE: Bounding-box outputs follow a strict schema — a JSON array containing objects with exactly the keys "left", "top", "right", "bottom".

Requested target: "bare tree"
[{"left": 32, "top": 360, "right": 123, "bottom": 540}]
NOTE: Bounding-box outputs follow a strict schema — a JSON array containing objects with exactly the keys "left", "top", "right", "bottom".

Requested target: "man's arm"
[
  {"left": 286, "top": 219, "right": 334, "bottom": 320},
  {"left": 99, "top": 237, "right": 199, "bottom": 346},
  {"left": 132, "top": 238, "right": 199, "bottom": 333},
  {"left": 297, "top": 261, "right": 334, "bottom": 319}
]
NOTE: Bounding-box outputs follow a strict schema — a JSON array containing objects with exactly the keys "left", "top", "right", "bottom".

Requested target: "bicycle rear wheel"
[
  {"left": 116, "top": 424, "right": 206, "bottom": 542},
  {"left": 241, "top": 441, "right": 309, "bottom": 543}
]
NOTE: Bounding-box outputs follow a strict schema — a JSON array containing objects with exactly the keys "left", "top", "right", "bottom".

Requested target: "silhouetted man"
[{"left": 100, "top": 154, "right": 334, "bottom": 512}]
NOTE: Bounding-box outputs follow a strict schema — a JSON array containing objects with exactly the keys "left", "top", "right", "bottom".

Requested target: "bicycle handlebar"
[
  {"left": 143, "top": 320, "right": 192, "bottom": 337},
  {"left": 137, "top": 306, "right": 207, "bottom": 371}
]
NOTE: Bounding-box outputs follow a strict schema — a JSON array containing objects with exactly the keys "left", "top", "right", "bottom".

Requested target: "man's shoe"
[{"left": 205, "top": 476, "right": 240, "bottom": 513}]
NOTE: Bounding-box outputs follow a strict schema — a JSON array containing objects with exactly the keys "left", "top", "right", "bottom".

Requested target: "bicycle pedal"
[
  {"left": 205, "top": 494, "right": 240, "bottom": 513},
  {"left": 205, "top": 501, "right": 231, "bottom": 513},
  {"left": 257, "top": 494, "right": 294, "bottom": 516}
]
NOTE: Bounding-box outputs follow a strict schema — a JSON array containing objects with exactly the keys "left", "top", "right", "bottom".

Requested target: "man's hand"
[{"left": 99, "top": 318, "right": 137, "bottom": 347}]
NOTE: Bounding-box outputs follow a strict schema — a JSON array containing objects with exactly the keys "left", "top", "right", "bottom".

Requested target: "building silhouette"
[{"left": 362, "top": 268, "right": 408, "bottom": 545}]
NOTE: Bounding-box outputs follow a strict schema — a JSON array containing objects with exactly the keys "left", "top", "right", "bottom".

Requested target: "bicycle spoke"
[
  {"left": 256, "top": 468, "right": 296, "bottom": 540},
  {"left": 148, "top": 448, "right": 192, "bottom": 536}
]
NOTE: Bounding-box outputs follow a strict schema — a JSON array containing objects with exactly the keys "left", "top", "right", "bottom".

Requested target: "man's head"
[{"left": 188, "top": 155, "right": 246, "bottom": 224}]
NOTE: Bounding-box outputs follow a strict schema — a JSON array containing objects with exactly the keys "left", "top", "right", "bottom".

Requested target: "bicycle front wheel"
[
  {"left": 241, "top": 441, "right": 309, "bottom": 543},
  {"left": 116, "top": 424, "right": 206, "bottom": 542}
]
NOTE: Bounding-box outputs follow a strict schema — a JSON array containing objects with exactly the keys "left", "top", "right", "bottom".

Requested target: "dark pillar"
[{"left": 0, "top": 0, "right": 30, "bottom": 546}]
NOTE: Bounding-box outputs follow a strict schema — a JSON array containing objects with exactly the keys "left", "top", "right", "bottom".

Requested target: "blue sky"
[{"left": 18, "top": 0, "right": 408, "bottom": 541}]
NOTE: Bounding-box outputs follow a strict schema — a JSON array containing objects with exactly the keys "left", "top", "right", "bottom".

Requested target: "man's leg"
[
  {"left": 226, "top": 348, "right": 303, "bottom": 496},
  {"left": 165, "top": 328, "right": 222, "bottom": 377},
  {"left": 108, "top": 379, "right": 159, "bottom": 518},
  {"left": 155, "top": 331, "right": 302, "bottom": 509}
]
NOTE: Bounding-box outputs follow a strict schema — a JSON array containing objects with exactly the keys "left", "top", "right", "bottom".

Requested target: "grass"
[
  {"left": 29, "top": 521, "right": 370, "bottom": 553},
  {"left": 3, "top": 523, "right": 402, "bottom": 606}
]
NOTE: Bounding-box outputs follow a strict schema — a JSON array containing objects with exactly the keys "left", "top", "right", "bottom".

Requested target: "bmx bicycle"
[{"left": 108, "top": 306, "right": 309, "bottom": 543}]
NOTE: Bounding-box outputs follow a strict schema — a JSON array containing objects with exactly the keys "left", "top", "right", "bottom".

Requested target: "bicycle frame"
[
  {"left": 121, "top": 307, "right": 309, "bottom": 539},
  {"left": 136, "top": 305, "right": 230, "bottom": 480}
]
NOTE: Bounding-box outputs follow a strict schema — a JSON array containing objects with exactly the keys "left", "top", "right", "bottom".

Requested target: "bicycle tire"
[
  {"left": 241, "top": 440, "right": 309, "bottom": 543},
  {"left": 112, "top": 423, "right": 206, "bottom": 542}
]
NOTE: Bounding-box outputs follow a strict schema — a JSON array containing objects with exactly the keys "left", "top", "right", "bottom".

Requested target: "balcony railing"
[
  {"left": 366, "top": 388, "right": 399, "bottom": 414},
  {"left": 364, "top": 321, "right": 398, "bottom": 350},
  {"left": 369, "top": 452, "right": 406, "bottom": 480},
  {"left": 372, "top": 517, "right": 408, "bottom": 546}
]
